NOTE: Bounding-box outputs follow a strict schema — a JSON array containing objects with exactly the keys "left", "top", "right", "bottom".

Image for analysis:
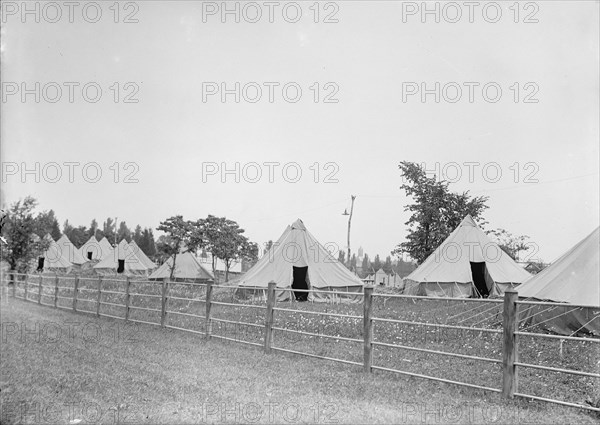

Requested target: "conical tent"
[
  {"left": 129, "top": 240, "right": 157, "bottom": 270},
  {"left": 236, "top": 219, "right": 363, "bottom": 301},
  {"left": 93, "top": 239, "right": 148, "bottom": 276},
  {"left": 40, "top": 237, "right": 73, "bottom": 273},
  {"left": 149, "top": 251, "right": 214, "bottom": 282},
  {"left": 404, "top": 215, "right": 531, "bottom": 298},
  {"left": 56, "top": 234, "right": 87, "bottom": 265},
  {"left": 80, "top": 236, "right": 109, "bottom": 261},
  {"left": 518, "top": 227, "right": 599, "bottom": 335}
]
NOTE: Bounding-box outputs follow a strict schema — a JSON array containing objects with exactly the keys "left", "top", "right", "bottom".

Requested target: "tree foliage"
[{"left": 393, "top": 161, "right": 489, "bottom": 264}]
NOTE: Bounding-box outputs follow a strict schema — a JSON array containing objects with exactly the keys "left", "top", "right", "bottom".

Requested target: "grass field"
[{"left": 2, "top": 280, "right": 600, "bottom": 424}]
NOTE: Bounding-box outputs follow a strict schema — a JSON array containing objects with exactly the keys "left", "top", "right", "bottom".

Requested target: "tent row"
[{"left": 38, "top": 235, "right": 157, "bottom": 276}]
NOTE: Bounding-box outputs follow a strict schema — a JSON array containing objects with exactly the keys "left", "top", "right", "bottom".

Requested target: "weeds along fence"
[{"left": 3, "top": 273, "right": 599, "bottom": 412}]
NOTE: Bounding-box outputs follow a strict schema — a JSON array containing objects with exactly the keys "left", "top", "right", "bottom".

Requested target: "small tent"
[
  {"left": 518, "top": 227, "right": 599, "bottom": 336},
  {"left": 404, "top": 215, "right": 532, "bottom": 298},
  {"left": 129, "top": 240, "right": 157, "bottom": 271},
  {"left": 39, "top": 236, "right": 73, "bottom": 274},
  {"left": 149, "top": 251, "right": 214, "bottom": 282},
  {"left": 56, "top": 234, "right": 87, "bottom": 266},
  {"left": 80, "top": 236, "right": 110, "bottom": 261},
  {"left": 236, "top": 219, "right": 364, "bottom": 301},
  {"left": 93, "top": 239, "right": 148, "bottom": 276}
]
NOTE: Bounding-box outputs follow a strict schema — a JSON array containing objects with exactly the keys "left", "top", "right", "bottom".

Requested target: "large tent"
[
  {"left": 518, "top": 227, "right": 599, "bottom": 336},
  {"left": 129, "top": 240, "right": 157, "bottom": 271},
  {"left": 149, "top": 251, "right": 214, "bottom": 282},
  {"left": 39, "top": 236, "right": 73, "bottom": 274},
  {"left": 93, "top": 239, "right": 148, "bottom": 276},
  {"left": 56, "top": 234, "right": 87, "bottom": 266},
  {"left": 79, "top": 236, "right": 113, "bottom": 261},
  {"left": 404, "top": 215, "right": 532, "bottom": 298},
  {"left": 236, "top": 219, "right": 364, "bottom": 301}
]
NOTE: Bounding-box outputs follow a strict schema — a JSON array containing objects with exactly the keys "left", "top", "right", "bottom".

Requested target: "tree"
[
  {"left": 361, "top": 254, "right": 370, "bottom": 277},
  {"left": 69, "top": 226, "right": 89, "bottom": 248},
  {"left": 103, "top": 218, "right": 116, "bottom": 244},
  {"left": 156, "top": 216, "right": 192, "bottom": 279},
  {"left": 89, "top": 219, "right": 99, "bottom": 239},
  {"left": 1, "top": 197, "right": 49, "bottom": 273},
  {"left": 117, "top": 221, "right": 131, "bottom": 243},
  {"left": 264, "top": 240, "right": 273, "bottom": 255},
  {"left": 487, "top": 228, "right": 532, "bottom": 262},
  {"left": 349, "top": 253, "right": 357, "bottom": 272},
  {"left": 63, "top": 219, "right": 73, "bottom": 238},
  {"left": 383, "top": 256, "right": 393, "bottom": 274},
  {"left": 35, "top": 209, "right": 61, "bottom": 240},
  {"left": 372, "top": 254, "right": 381, "bottom": 271},
  {"left": 199, "top": 216, "right": 252, "bottom": 282},
  {"left": 392, "top": 161, "right": 489, "bottom": 264},
  {"left": 337, "top": 250, "right": 346, "bottom": 265},
  {"left": 133, "top": 225, "right": 143, "bottom": 245}
]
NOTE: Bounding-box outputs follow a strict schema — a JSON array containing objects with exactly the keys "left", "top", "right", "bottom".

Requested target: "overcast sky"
[{"left": 2, "top": 1, "right": 598, "bottom": 263}]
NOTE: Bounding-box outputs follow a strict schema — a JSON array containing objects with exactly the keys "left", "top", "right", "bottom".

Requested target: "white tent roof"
[
  {"left": 93, "top": 239, "right": 148, "bottom": 275},
  {"left": 41, "top": 238, "right": 73, "bottom": 272},
  {"left": 56, "top": 234, "right": 87, "bottom": 265},
  {"left": 80, "top": 236, "right": 109, "bottom": 261},
  {"left": 149, "top": 251, "right": 213, "bottom": 281},
  {"left": 518, "top": 227, "right": 599, "bottom": 307},
  {"left": 129, "top": 240, "right": 156, "bottom": 270},
  {"left": 237, "top": 219, "right": 364, "bottom": 289},
  {"left": 405, "top": 215, "right": 531, "bottom": 285}
]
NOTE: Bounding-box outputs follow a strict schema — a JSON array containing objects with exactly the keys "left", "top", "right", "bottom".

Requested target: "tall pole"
[
  {"left": 347, "top": 195, "right": 356, "bottom": 271},
  {"left": 114, "top": 216, "right": 118, "bottom": 246}
]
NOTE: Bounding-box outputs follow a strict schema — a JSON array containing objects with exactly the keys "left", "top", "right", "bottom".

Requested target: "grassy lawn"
[{"left": 2, "top": 297, "right": 599, "bottom": 424}]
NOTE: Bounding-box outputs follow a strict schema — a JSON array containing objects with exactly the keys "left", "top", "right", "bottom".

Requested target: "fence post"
[
  {"left": 205, "top": 279, "right": 213, "bottom": 339},
  {"left": 161, "top": 280, "right": 169, "bottom": 327},
  {"left": 124, "top": 277, "right": 131, "bottom": 321},
  {"left": 37, "top": 275, "right": 43, "bottom": 304},
  {"left": 363, "top": 285, "right": 374, "bottom": 373},
  {"left": 502, "top": 289, "right": 519, "bottom": 398},
  {"left": 96, "top": 277, "right": 102, "bottom": 316},
  {"left": 11, "top": 273, "right": 16, "bottom": 297},
  {"left": 24, "top": 274, "right": 29, "bottom": 301},
  {"left": 264, "top": 281, "right": 277, "bottom": 354},
  {"left": 72, "top": 276, "right": 79, "bottom": 312},
  {"left": 54, "top": 275, "right": 59, "bottom": 308}
]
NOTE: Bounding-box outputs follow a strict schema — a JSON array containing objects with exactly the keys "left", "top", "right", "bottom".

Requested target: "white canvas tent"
[
  {"left": 518, "top": 227, "right": 599, "bottom": 335},
  {"left": 149, "top": 251, "right": 213, "bottom": 282},
  {"left": 129, "top": 240, "right": 157, "bottom": 271},
  {"left": 39, "top": 236, "right": 73, "bottom": 274},
  {"left": 79, "top": 236, "right": 113, "bottom": 261},
  {"left": 236, "top": 219, "right": 364, "bottom": 301},
  {"left": 56, "top": 234, "right": 87, "bottom": 266},
  {"left": 93, "top": 239, "right": 148, "bottom": 276},
  {"left": 404, "top": 215, "right": 532, "bottom": 298}
]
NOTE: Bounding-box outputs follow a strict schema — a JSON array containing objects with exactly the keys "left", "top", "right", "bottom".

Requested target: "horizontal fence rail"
[{"left": 2, "top": 273, "right": 599, "bottom": 413}]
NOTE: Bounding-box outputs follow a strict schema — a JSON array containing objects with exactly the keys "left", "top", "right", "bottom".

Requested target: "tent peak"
[
  {"left": 290, "top": 219, "right": 306, "bottom": 231},
  {"left": 460, "top": 215, "right": 477, "bottom": 227}
]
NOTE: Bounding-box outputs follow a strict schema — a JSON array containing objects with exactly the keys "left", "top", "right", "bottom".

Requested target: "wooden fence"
[{"left": 4, "top": 273, "right": 599, "bottom": 413}]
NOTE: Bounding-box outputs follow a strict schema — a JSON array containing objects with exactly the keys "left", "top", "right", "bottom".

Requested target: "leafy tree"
[
  {"left": 487, "top": 228, "right": 532, "bottom": 262},
  {"left": 117, "top": 221, "right": 131, "bottom": 243},
  {"left": 89, "top": 219, "right": 99, "bottom": 239},
  {"left": 349, "top": 253, "right": 357, "bottom": 272},
  {"left": 1, "top": 197, "right": 49, "bottom": 273},
  {"left": 361, "top": 254, "right": 370, "bottom": 278},
  {"left": 393, "top": 161, "right": 489, "bottom": 264},
  {"left": 35, "top": 209, "right": 61, "bottom": 240},
  {"left": 103, "top": 218, "right": 116, "bottom": 245},
  {"left": 63, "top": 219, "right": 73, "bottom": 238},
  {"left": 68, "top": 226, "right": 89, "bottom": 248},
  {"left": 383, "top": 256, "right": 393, "bottom": 274},
  {"left": 140, "top": 228, "right": 157, "bottom": 258},
  {"left": 156, "top": 216, "right": 191, "bottom": 279},
  {"left": 337, "top": 250, "right": 346, "bottom": 265},
  {"left": 372, "top": 254, "right": 381, "bottom": 271},
  {"left": 133, "top": 225, "right": 143, "bottom": 245}
]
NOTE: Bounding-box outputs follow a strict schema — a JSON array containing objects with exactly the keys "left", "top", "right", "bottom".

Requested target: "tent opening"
[
  {"left": 117, "top": 259, "right": 125, "bottom": 273},
  {"left": 292, "top": 266, "right": 309, "bottom": 302},
  {"left": 37, "top": 257, "right": 45, "bottom": 271},
  {"left": 470, "top": 262, "right": 489, "bottom": 298},
  {"left": 87, "top": 252, "right": 93, "bottom": 260}
]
